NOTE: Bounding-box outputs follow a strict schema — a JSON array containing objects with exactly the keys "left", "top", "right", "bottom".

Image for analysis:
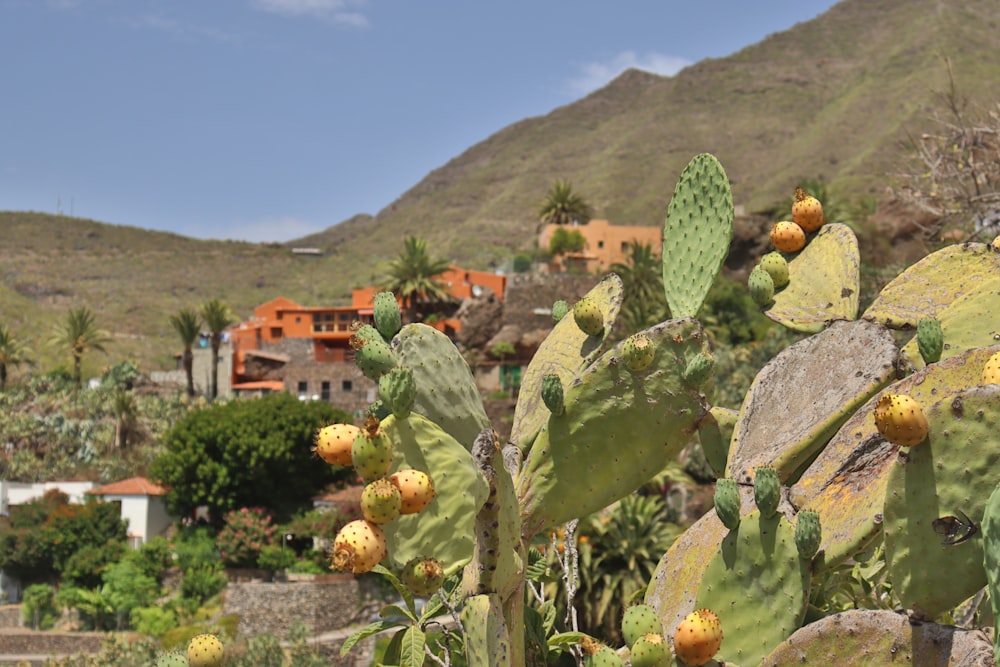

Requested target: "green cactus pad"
[
  {"left": 759, "top": 609, "right": 994, "bottom": 666},
  {"left": 726, "top": 319, "right": 898, "bottom": 485},
  {"left": 764, "top": 223, "right": 860, "bottom": 333},
  {"left": 982, "top": 481, "right": 1000, "bottom": 664},
  {"left": 516, "top": 318, "right": 710, "bottom": 539},
  {"left": 510, "top": 274, "right": 624, "bottom": 453},
  {"left": 378, "top": 365, "right": 416, "bottom": 419},
  {"left": 882, "top": 384, "right": 1000, "bottom": 619},
  {"left": 863, "top": 242, "right": 1000, "bottom": 329},
  {"left": 461, "top": 594, "right": 513, "bottom": 667},
  {"left": 697, "top": 406, "right": 737, "bottom": 477},
  {"left": 379, "top": 413, "right": 490, "bottom": 577},
  {"left": 694, "top": 510, "right": 810, "bottom": 667},
  {"left": 391, "top": 323, "right": 491, "bottom": 450},
  {"left": 899, "top": 279, "right": 1000, "bottom": 371},
  {"left": 661, "top": 153, "right": 734, "bottom": 319},
  {"left": 790, "top": 345, "right": 1000, "bottom": 573}
]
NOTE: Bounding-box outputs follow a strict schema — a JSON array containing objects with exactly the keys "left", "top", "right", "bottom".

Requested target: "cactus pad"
[
  {"left": 763, "top": 223, "right": 860, "bottom": 333},
  {"left": 661, "top": 153, "right": 734, "bottom": 319}
]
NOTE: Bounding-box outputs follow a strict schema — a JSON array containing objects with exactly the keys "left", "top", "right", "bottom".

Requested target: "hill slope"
[{"left": 2, "top": 0, "right": 999, "bottom": 375}]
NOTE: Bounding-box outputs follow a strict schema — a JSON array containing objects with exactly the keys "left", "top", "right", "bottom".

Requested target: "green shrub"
[
  {"left": 172, "top": 524, "right": 220, "bottom": 571},
  {"left": 130, "top": 605, "right": 178, "bottom": 638},
  {"left": 257, "top": 543, "right": 296, "bottom": 573},
  {"left": 21, "top": 583, "right": 58, "bottom": 630},
  {"left": 180, "top": 565, "right": 227, "bottom": 605}
]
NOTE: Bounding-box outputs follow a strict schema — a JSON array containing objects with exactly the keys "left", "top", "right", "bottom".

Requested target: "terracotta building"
[
  {"left": 227, "top": 266, "right": 506, "bottom": 417},
  {"left": 538, "top": 219, "right": 663, "bottom": 273}
]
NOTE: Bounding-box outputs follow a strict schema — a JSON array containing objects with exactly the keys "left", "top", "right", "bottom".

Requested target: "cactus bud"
[
  {"left": 350, "top": 324, "right": 397, "bottom": 380},
  {"left": 753, "top": 465, "right": 780, "bottom": 518},
  {"left": 552, "top": 299, "right": 569, "bottom": 322},
  {"left": 795, "top": 510, "right": 822, "bottom": 560},
  {"left": 373, "top": 291, "right": 402, "bottom": 340},
  {"left": 759, "top": 251, "right": 790, "bottom": 289},
  {"left": 748, "top": 266, "right": 775, "bottom": 309},
  {"left": 623, "top": 333, "right": 655, "bottom": 372},
  {"left": 541, "top": 374, "right": 565, "bottom": 415},
  {"left": 683, "top": 352, "right": 715, "bottom": 388},
  {"left": 572, "top": 297, "right": 604, "bottom": 336},
  {"left": 714, "top": 478, "right": 741, "bottom": 530},
  {"left": 379, "top": 365, "right": 416, "bottom": 419},
  {"left": 401, "top": 556, "right": 445, "bottom": 597},
  {"left": 916, "top": 317, "right": 944, "bottom": 365}
]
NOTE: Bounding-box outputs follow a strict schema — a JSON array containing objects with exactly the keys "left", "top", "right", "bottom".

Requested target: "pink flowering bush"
[{"left": 217, "top": 507, "right": 276, "bottom": 568}]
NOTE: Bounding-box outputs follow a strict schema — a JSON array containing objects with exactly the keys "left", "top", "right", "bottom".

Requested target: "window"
[
  {"left": 321, "top": 381, "right": 331, "bottom": 401},
  {"left": 342, "top": 380, "right": 353, "bottom": 392},
  {"left": 297, "top": 381, "right": 308, "bottom": 395},
  {"left": 270, "top": 327, "right": 282, "bottom": 339},
  {"left": 597, "top": 240, "right": 605, "bottom": 249}
]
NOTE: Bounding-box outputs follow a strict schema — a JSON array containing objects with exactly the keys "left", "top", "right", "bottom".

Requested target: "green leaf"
[
  {"left": 340, "top": 619, "right": 400, "bottom": 656},
  {"left": 380, "top": 603, "right": 416, "bottom": 624},
  {"left": 548, "top": 631, "right": 590, "bottom": 648},
  {"left": 399, "top": 625, "right": 427, "bottom": 667},
  {"left": 372, "top": 563, "right": 416, "bottom": 614},
  {"left": 382, "top": 627, "right": 405, "bottom": 666}
]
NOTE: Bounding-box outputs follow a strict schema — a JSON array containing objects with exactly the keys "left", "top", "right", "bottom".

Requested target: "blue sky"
[{"left": 1, "top": 0, "right": 840, "bottom": 243}]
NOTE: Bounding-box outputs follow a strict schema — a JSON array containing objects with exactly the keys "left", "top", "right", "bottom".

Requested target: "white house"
[{"left": 87, "top": 477, "right": 175, "bottom": 549}]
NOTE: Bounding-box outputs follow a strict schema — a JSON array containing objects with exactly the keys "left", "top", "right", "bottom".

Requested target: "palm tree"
[
  {"left": 610, "top": 241, "right": 669, "bottom": 333},
  {"left": 111, "top": 388, "right": 138, "bottom": 450},
  {"left": 382, "top": 236, "right": 452, "bottom": 323},
  {"left": 200, "top": 299, "right": 235, "bottom": 401},
  {"left": 49, "top": 307, "right": 111, "bottom": 388},
  {"left": 169, "top": 307, "right": 202, "bottom": 398},
  {"left": 538, "top": 180, "right": 594, "bottom": 227},
  {"left": 0, "top": 324, "right": 31, "bottom": 390}
]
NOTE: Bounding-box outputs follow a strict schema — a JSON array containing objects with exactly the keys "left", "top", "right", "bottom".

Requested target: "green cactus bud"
[
  {"left": 714, "top": 477, "right": 741, "bottom": 530},
  {"left": 373, "top": 291, "right": 402, "bottom": 341},
  {"left": 401, "top": 556, "right": 445, "bottom": 597},
  {"left": 917, "top": 317, "right": 944, "bottom": 365},
  {"left": 683, "top": 352, "right": 715, "bottom": 387},
  {"left": 623, "top": 333, "right": 655, "bottom": 372},
  {"left": 552, "top": 299, "right": 569, "bottom": 322},
  {"left": 541, "top": 374, "right": 565, "bottom": 415},
  {"left": 621, "top": 604, "right": 662, "bottom": 647},
  {"left": 748, "top": 266, "right": 776, "bottom": 309},
  {"left": 367, "top": 399, "right": 390, "bottom": 421},
  {"left": 361, "top": 478, "right": 402, "bottom": 524},
  {"left": 350, "top": 324, "right": 397, "bottom": 380},
  {"left": 753, "top": 465, "right": 781, "bottom": 518},
  {"left": 759, "top": 251, "right": 790, "bottom": 289},
  {"left": 378, "top": 365, "right": 416, "bottom": 419},
  {"left": 629, "top": 634, "right": 670, "bottom": 667},
  {"left": 352, "top": 416, "right": 394, "bottom": 483},
  {"left": 572, "top": 297, "right": 604, "bottom": 336},
  {"left": 795, "top": 510, "right": 822, "bottom": 560}
]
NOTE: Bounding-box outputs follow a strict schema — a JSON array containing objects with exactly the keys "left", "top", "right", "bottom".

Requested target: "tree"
[
  {"left": 169, "top": 307, "right": 202, "bottom": 398},
  {"left": 382, "top": 236, "right": 453, "bottom": 323},
  {"left": 200, "top": 299, "right": 235, "bottom": 401},
  {"left": 538, "top": 179, "right": 594, "bottom": 227},
  {"left": 0, "top": 324, "right": 31, "bottom": 390},
  {"left": 49, "top": 306, "right": 110, "bottom": 388},
  {"left": 610, "top": 241, "right": 668, "bottom": 333},
  {"left": 548, "top": 227, "right": 587, "bottom": 257},
  {"left": 149, "top": 392, "right": 353, "bottom": 522}
]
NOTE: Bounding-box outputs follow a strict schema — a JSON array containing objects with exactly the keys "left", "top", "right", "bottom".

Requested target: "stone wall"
[
  {"left": 0, "top": 605, "right": 20, "bottom": 628},
  {"left": 0, "top": 629, "right": 106, "bottom": 656}
]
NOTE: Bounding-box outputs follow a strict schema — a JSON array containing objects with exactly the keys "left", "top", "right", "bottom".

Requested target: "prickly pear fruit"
[
  {"left": 541, "top": 373, "right": 565, "bottom": 415},
  {"left": 388, "top": 468, "right": 436, "bottom": 514},
  {"left": 759, "top": 251, "right": 790, "bottom": 289},
  {"left": 983, "top": 351, "right": 1000, "bottom": 385},
  {"left": 350, "top": 324, "right": 397, "bottom": 380},
  {"left": 748, "top": 266, "right": 775, "bottom": 309},
  {"left": 581, "top": 636, "right": 624, "bottom": 667},
  {"left": 378, "top": 365, "right": 416, "bottom": 419},
  {"left": 552, "top": 299, "right": 569, "bottom": 322},
  {"left": 621, "top": 603, "right": 662, "bottom": 647},
  {"left": 795, "top": 509, "right": 822, "bottom": 560},
  {"left": 753, "top": 465, "right": 780, "bottom": 518},
  {"left": 874, "top": 393, "right": 929, "bottom": 447},
  {"left": 713, "top": 477, "right": 741, "bottom": 531},
  {"left": 373, "top": 290, "right": 402, "bottom": 340},
  {"left": 683, "top": 352, "right": 715, "bottom": 388},
  {"left": 361, "top": 478, "right": 402, "bottom": 524},
  {"left": 352, "top": 416, "right": 394, "bottom": 483},
  {"left": 313, "top": 422, "right": 360, "bottom": 467},
  {"left": 770, "top": 221, "right": 806, "bottom": 253},
  {"left": 330, "top": 519, "right": 387, "bottom": 574},
  {"left": 630, "top": 633, "right": 670, "bottom": 667},
  {"left": 186, "top": 633, "right": 224, "bottom": 667},
  {"left": 792, "top": 187, "right": 825, "bottom": 232},
  {"left": 917, "top": 317, "right": 944, "bottom": 365},
  {"left": 623, "top": 333, "right": 655, "bottom": 372},
  {"left": 573, "top": 297, "right": 604, "bottom": 336},
  {"left": 155, "top": 651, "right": 189, "bottom": 667},
  {"left": 991, "top": 234, "right": 1000, "bottom": 251},
  {"left": 401, "top": 556, "right": 445, "bottom": 597},
  {"left": 673, "top": 609, "right": 723, "bottom": 667}
]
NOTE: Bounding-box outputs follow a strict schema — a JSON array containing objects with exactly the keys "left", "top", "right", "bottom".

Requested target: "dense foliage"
[{"left": 149, "top": 392, "right": 353, "bottom": 522}]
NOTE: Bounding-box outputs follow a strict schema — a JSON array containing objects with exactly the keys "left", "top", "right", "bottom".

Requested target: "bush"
[
  {"left": 131, "top": 604, "right": 178, "bottom": 638},
  {"left": 180, "top": 565, "right": 228, "bottom": 605},
  {"left": 257, "top": 543, "right": 297, "bottom": 573},
  {"left": 217, "top": 507, "right": 276, "bottom": 568},
  {"left": 172, "top": 524, "right": 220, "bottom": 571},
  {"left": 21, "top": 583, "right": 58, "bottom": 630}
]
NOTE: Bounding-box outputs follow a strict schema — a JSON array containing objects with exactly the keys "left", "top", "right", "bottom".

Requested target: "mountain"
[{"left": 2, "top": 0, "right": 999, "bottom": 375}]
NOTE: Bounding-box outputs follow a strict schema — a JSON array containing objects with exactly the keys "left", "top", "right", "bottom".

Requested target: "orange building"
[{"left": 538, "top": 219, "right": 662, "bottom": 273}]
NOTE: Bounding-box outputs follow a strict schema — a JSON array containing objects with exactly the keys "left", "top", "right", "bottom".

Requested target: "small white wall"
[
  {"left": 103, "top": 494, "right": 174, "bottom": 546},
  {"left": 1, "top": 481, "right": 96, "bottom": 515}
]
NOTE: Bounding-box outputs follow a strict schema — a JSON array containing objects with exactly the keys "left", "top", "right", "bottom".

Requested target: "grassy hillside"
[{"left": 3, "top": 0, "right": 999, "bottom": 377}]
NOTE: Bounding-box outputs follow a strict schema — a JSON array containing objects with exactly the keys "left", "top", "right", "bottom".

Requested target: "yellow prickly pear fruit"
[
  {"left": 874, "top": 393, "right": 929, "bottom": 447},
  {"left": 313, "top": 422, "right": 360, "bottom": 467},
  {"left": 186, "top": 633, "right": 225, "bottom": 667},
  {"left": 388, "top": 469, "right": 436, "bottom": 514},
  {"left": 673, "top": 609, "right": 723, "bottom": 666},
  {"left": 792, "top": 187, "right": 825, "bottom": 232},
  {"left": 983, "top": 351, "right": 1000, "bottom": 385},
  {"left": 991, "top": 234, "right": 1000, "bottom": 252},
  {"left": 770, "top": 221, "right": 806, "bottom": 253},
  {"left": 330, "top": 519, "right": 387, "bottom": 573},
  {"left": 573, "top": 297, "right": 604, "bottom": 336}
]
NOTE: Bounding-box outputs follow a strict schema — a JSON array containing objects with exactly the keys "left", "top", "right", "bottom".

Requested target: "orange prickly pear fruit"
[
  {"left": 673, "top": 609, "right": 723, "bottom": 666},
  {"left": 792, "top": 187, "right": 825, "bottom": 232},
  {"left": 991, "top": 234, "right": 1000, "bottom": 251},
  {"left": 874, "top": 393, "right": 929, "bottom": 447},
  {"left": 770, "top": 221, "right": 806, "bottom": 253},
  {"left": 313, "top": 422, "right": 360, "bottom": 467},
  {"left": 388, "top": 469, "right": 436, "bottom": 514},
  {"left": 983, "top": 350, "right": 1000, "bottom": 384},
  {"left": 330, "top": 519, "right": 387, "bottom": 573}
]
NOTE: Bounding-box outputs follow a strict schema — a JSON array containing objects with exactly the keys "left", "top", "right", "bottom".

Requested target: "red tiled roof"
[
  {"left": 232, "top": 380, "right": 286, "bottom": 391},
  {"left": 88, "top": 477, "right": 167, "bottom": 496}
]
